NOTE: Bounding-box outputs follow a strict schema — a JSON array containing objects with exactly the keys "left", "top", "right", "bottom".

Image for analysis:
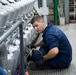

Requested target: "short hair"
[{"left": 31, "top": 15, "right": 43, "bottom": 24}]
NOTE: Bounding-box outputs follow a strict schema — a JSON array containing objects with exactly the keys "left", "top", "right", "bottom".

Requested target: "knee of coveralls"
[{"left": 31, "top": 45, "right": 47, "bottom": 62}]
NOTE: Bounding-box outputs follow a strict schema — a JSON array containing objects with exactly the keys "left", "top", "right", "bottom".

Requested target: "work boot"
[{"left": 28, "top": 62, "right": 50, "bottom": 70}]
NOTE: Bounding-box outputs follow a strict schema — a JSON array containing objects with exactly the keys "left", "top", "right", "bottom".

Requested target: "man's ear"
[{"left": 41, "top": 20, "right": 44, "bottom": 24}]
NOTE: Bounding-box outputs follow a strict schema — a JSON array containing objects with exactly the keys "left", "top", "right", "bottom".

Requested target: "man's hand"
[
  {"left": 27, "top": 44, "right": 36, "bottom": 49},
  {"left": 36, "top": 57, "right": 45, "bottom": 65}
]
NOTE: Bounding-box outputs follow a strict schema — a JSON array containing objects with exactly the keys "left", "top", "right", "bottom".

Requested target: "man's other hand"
[{"left": 27, "top": 44, "right": 36, "bottom": 49}]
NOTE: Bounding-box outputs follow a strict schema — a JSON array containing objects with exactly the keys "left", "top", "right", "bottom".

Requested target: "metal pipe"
[
  {"left": 54, "top": 0, "right": 58, "bottom": 25},
  {"left": 43, "top": 16, "right": 48, "bottom": 24},
  {"left": 19, "top": 24, "right": 25, "bottom": 75},
  {"left": 42, "top": 0, "right": 48, "bottom": 24},
  {"left": 0, "top": 21, "right": 22, "bottom": 44},
  {"left": 42, "top": 0, "right": 47, "bottom": 7},
  {"left": 64, "top": 0, "right": 69, "bottom": 24}
]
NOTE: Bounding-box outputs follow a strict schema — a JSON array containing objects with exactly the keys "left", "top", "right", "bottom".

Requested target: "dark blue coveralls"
[{"left": 32, "top": 23, "right": 72, "bottom": 69}]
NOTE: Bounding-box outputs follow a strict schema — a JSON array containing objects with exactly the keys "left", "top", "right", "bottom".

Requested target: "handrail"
[
  {"left": 0, "top": 20, "right": 25, "bottom": 75},
  {"left": 0, "top": 21, "right": 22, "bottom": 44}
]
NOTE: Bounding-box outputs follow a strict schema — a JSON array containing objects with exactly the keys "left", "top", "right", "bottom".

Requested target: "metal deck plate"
[{"left": 28, "top": 57, "right": 76, "bottom": 75}]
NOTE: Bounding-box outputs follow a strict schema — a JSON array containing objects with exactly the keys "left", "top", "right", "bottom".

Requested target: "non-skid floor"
[{"left": 28, "top": 24, "right": 76, "bottom": 75}]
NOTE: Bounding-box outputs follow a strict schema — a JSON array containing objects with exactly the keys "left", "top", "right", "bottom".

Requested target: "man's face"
[{"left": 32, "top": 20, "right": 44, "bottom": 33}]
